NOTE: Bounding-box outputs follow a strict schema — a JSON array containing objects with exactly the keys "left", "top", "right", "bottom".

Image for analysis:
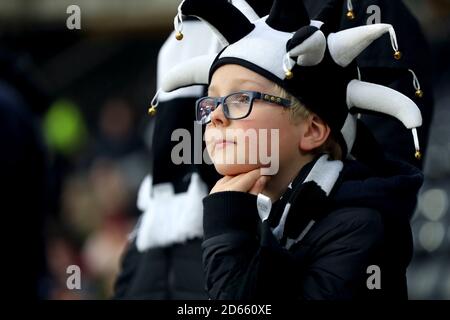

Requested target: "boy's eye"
[{"left": 201, "top": 98, "right": 216, "bottom": 109}]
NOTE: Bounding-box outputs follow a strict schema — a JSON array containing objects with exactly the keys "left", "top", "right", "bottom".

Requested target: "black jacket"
[{"left": 202, "top": 158, "right": 423, "bottom": 300}]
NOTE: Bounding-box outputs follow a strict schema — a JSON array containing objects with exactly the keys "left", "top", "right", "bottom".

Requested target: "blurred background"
[{"left": 0, "top": 0, "right": 448, "bottom": 299}]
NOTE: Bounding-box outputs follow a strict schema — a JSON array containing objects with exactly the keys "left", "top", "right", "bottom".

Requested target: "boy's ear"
[{"left": 298, "top": 114, "right": 330, "bottom": 152}]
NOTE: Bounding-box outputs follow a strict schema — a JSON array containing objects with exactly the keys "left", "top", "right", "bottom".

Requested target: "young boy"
[{"left": 155, "top": 0, "right": 424, "bottom": 299}]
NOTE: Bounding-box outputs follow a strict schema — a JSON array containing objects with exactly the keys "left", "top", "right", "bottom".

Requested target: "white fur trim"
[
  {"left": 135, "top": 173, "right": 208, "bottom": 251},
  {"left": 346, "top": 79, "right": 423, "bottom": 129},
  {"left": 304, "top": 154, "right": 343, "bottom": 196},
  {"left": 327, "top": 24, "right": 393, "bottom": 67},
  {"left": 218, "top": 17, "right": 294, "bottom": 79},
  {"left": 137, "top": 174, "right": 152, "bottom": 212},
  {"left": 289, "top": 30, "right": 326, "bottom": 66}
]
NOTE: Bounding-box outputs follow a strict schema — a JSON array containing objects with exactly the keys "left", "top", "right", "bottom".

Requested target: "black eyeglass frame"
[{"left": 195, "top": 90, "right": 292, "bottom": 124}]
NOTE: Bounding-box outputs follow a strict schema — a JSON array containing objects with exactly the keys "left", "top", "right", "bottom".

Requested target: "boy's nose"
[{"left": 210, "top": 104, "right": 230, "bottom": 127}]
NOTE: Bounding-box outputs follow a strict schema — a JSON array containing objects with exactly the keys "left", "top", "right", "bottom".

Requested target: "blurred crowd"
[
  {"left": 44, "top": 97, "right": 149, "bottom": 298},
  {"left": 404, "top": 0, "right": 450, "bottom": 300}
]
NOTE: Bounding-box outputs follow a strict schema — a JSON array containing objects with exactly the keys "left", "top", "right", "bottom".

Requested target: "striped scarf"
[{"left": 257, "top": 154, "right": 344, "bottom": 250}]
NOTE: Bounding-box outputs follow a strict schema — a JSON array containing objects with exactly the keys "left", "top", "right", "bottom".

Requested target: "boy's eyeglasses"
[{"left": 195, "top": 90, "right": 292, "bottom": 125}]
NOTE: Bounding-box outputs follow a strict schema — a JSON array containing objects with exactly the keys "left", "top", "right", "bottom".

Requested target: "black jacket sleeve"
[{"left": 202, "top": 191, "right": 384, "bottom": 300}]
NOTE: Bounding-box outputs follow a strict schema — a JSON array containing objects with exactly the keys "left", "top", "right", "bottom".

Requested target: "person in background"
[{"left": 113, "top": 18, "right": 221, "bottom": 300}]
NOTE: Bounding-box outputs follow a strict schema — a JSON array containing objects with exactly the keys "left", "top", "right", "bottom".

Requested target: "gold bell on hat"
[
  {"left": 346, "top": 10, "right": 355, "bottom": 20},
  {"left": 415, "top": 150, "right": 422, "bottom": 160},
  {"left": 147, "top": 105, "right": 157, "bottom": 116},
  {"left": 394, "top": 50, "right": 402, "bottom": 60},
  {"left": 415, "top": 89, "right": 424, "bottom": 98},
  {"left": 175, "top": 31, "right": 183, "bottom": 41},
  {"left": 285, "top": 70, "right": 293, "bottom": 80}
]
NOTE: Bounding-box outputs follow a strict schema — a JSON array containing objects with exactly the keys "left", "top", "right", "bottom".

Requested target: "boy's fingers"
[
  {"left": 211, "top": 169, "right": 268, "bottom": 194},
  {"left": 211, "top": 176, "right": 232, "bottom": 194},
  {"left": 229, "top": 169, "right": 261, "bottom": 192},
  {"left": 219, "top": 176, "right": 233, "bottom": 183}
]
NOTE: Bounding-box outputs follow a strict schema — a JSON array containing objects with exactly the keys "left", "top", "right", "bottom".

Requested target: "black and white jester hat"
[{"left": 152, "top": 0, "right": 423, "bottom": 159}]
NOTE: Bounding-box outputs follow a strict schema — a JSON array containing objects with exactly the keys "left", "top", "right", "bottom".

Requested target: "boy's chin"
[{"left": 214, "top": 163, "right": 260, "bottom": 176}]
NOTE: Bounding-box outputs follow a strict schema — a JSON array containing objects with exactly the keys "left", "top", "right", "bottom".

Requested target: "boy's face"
[{"left": 205, "top": 64, "right": 305, "bottom": 176}]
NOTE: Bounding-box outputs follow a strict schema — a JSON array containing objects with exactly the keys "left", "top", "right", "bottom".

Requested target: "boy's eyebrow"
[{"left": 239, "top": 79, "right": 271, "bottom": 91}]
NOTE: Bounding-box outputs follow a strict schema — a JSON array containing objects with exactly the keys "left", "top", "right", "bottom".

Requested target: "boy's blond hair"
[{"left": 273, "top": 84, "right": 343, "bottom": 161}]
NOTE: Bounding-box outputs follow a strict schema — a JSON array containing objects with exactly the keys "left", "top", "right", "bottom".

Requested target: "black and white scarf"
[{"left": 257, "top": 154, "right": 343, "bottom": 250}]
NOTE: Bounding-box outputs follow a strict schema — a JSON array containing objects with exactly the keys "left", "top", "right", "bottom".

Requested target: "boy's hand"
[{"left": 210, "top": 169, "right": 271, "bottom": 196}]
